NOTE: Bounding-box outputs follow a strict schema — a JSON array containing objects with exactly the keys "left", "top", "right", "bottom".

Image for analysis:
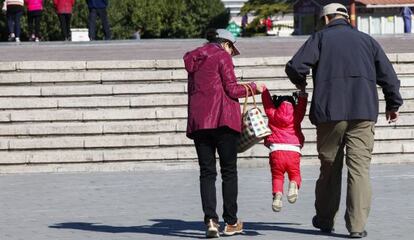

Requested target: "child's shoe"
[
  {"left": 223, "top": 220, "right": 243, "bottom": 236},
  {"left": 287, "top": 181, "right": 298, "bottom": 203},
  {"left": 272, "top": 192, "right": 283, "bottom": 212},
  {"left": 206, "top": 219, "right": 220, "bottom": 238}
]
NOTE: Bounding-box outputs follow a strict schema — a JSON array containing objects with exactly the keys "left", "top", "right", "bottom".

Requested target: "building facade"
[
  {"left": 221, "top": 0, "right": 249, "bottom": 16},
  {"left": 293, "top": 0, "right": 414, "bottom": 35}
]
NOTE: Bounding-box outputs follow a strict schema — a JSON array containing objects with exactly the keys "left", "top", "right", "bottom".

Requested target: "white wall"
[
  {"left": 221, "top": 0, "right": 249, "bottom": 16},
  {"left": 357, "top": 14, "right": 412, "bottom": 34}
]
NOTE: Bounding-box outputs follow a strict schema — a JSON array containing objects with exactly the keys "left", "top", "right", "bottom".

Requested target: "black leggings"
[
  {"left": 27, "top": 10, "right": 42, "bottom": 37},
  {"left": 58, "top": 13, "right": 72, "bottom": 40},
  {"left": 193, "top": 127, "right": 240, "bottom": 225}
]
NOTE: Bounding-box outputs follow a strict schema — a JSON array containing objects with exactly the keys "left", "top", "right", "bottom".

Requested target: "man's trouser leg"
[
  {"left": 98, "top": 8, "right": 111, "bottom": 40},
  {"left": 88, "top": 9, "right": 97, "bottom": 40},
  {"left": 315, "top": 121, "right": 347, "bottom": 229},
  {"left": 344, "top": 121, "right": 374, "bottom": 233}
]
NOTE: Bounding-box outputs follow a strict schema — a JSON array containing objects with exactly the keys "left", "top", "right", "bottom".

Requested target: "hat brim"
[{"left": 232, "top": 44, "right": 240, "bottom": 56}]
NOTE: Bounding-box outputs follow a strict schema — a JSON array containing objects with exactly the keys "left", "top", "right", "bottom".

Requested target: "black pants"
[
  {"left": 193, "top": 127, "right": 240, "bottom": 225},
  {"left": 27, "top": 10, "right": 42, "bottom": 38},
  {"left": 88, "top": 8, "right": 111, "bottom": 40},
  {"left": 58, "top": 13, "right": 72, "bottom": 40},
  {"left": 6, "top": 6, "right": 23, "bottom": 37}
]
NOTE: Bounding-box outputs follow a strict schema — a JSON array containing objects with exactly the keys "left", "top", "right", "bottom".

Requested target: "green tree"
[
  {"left": 240, "top": 0, "right": 293, "bottom": 36},
  {"left": 0, "top": 0, "right": 229, "bottom": 41},
  {"left": 185, "top": 0, "right": 230, "bottom": 38}
]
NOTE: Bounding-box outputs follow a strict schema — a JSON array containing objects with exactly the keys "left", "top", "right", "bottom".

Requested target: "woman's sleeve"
[{"left": 219, "top": 53, "right": 257, "bottom": 99}]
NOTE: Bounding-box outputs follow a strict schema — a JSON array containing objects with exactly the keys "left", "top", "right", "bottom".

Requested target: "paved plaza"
[
  {"left": 0, "top": 34, "right": 413, "bottom": 61},
  {"left": 0, "top": 163, "right": 413, "bottom": 240}
]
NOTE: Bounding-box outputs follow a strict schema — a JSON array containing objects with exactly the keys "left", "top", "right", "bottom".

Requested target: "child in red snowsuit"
[{"left": 261, "top": 86, "right": 308, "bottom": 212}]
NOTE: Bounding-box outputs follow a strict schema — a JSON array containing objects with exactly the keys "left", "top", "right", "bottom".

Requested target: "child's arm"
[
  {"left": 294, "top": 91, "right": 308, "bottom": 123},
  {"left": 261, "top": 86, "right": 275, "bottom": 118}
]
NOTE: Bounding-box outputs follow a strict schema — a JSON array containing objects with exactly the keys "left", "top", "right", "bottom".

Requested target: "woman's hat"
[
  {"left": 320, "top": 3, "right": 349, "bottom": 18},
  {"left": 216, "top": 29, "right": 240, "bottom": 56}
]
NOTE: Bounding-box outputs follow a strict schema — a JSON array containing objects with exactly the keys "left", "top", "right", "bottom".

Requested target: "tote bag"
[{"left": 237, "top": 84, "right": 271, "bottom": 153}]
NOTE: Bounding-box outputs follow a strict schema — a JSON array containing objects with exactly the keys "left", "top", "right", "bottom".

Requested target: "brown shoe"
[
  {"left": 223, "top": 220, "right": 243, "bottom": 236},
  {"left": 206, "top": 219, "right": 220, "bottom": 238}
]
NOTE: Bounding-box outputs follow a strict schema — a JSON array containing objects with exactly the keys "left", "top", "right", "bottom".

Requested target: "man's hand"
[
  {"left": 295, "top": 82, "right": 307, "bottom": 92},
  {"left": 386, "top": 110, "right": 399, "bottom": 123}
]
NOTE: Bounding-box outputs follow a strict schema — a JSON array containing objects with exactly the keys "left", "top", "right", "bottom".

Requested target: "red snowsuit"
[{"left": 261, "top": 87, "right": 308, "bottom": 194}]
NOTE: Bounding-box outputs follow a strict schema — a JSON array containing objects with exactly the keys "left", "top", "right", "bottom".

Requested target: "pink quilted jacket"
[{"left": 24, "top": 0, "right": 43, "bottom": 11}]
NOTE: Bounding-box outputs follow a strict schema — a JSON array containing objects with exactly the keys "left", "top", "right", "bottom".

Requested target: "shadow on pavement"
[{"left": 49, "top": 219, "right": 349, "bottom": 238}]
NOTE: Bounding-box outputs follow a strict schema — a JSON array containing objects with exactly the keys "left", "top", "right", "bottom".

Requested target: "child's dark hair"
[{"left": 272, "top": 94, "right": 297, "bottom": 108}]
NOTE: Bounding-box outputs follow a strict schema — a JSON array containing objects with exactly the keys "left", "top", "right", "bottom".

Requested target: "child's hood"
[{"left": 273, "top": 101, "right": 295, "bottom": 126}]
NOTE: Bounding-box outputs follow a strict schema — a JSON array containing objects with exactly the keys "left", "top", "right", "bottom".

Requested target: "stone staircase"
[{"left": 0, "top": 55, "right": 413, "bottom": 173}]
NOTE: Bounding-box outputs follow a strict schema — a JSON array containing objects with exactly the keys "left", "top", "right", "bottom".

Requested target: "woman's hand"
[{"left": 255, "top": 82, "right": 266, "bottom": 93}]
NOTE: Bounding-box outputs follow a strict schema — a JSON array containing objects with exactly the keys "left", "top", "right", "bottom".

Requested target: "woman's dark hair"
[
  {"left": 205, "top": 28, "right": 231, "bottom": 45},
  {"left": 272, "top": 94, "right": 297, "bottom": 108}
]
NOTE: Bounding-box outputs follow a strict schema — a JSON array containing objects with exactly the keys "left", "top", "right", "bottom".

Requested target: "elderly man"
[{"left": 285, "top": 3, "right": 403, "bottom": 238}]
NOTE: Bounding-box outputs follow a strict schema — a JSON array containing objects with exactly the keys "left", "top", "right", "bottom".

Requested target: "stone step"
[
  {"left": 1, "top": 79, "right": 413, "bottom": 100},
  {"left": 0, "top": 120, "right": 183, "bottom": 136},
  {"left": 0, "top": 106, "right": 413, "bottom": 127},
  {"left": 1, "top": 64, "right": 414, "bottom": 85},
  {"left": 3, "top": 54, "right": 411, "bottom": 72},
  {"left": 0, "top": 91, "right": 412, "bottom": 110},
  {"left": 1, "top": 139, "right": 412, "bottom": 164},
  {"left": 1, "top": 152, "right": 413, "bottom": 174},
  {"left": 0, "top": 118, "right": 411, "bottom": 142},
  {"left": 0, "top": 127, "right": 412, "bottom": 150}
]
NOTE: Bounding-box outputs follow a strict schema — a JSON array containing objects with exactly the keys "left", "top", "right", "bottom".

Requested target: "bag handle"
[{"left": 241, "top": 84, "right": 257, "bottom": 114}]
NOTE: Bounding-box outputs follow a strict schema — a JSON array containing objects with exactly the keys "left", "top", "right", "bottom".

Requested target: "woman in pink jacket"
[
  {"left": 53, "top": 0, "right": 75, "bottom": 41},
  {"left": 24, "top": 0, "right": 43, "bottom": 41},
  {"left": 184, "top": 29, "right": 264, "bottom": 238},
  {"left": 261, "top": 86, "right": 308, "bottom": 212}
]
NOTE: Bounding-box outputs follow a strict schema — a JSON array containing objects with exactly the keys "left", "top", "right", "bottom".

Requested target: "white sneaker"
[
  {"left": 287, "top": 181, "right": 298, "bottom": 203},
  {"left": 206, "top": 219, "right": 220, "bottom": 238},
  {"left": 15, "top": 37, "right": 20, "bottom": 43},
  {"left": 272, "top": 193, "right": 283, "bottom": 212}
]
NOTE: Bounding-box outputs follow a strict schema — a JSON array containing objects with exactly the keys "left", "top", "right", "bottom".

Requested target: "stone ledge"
[
  {"left": 0, "top": 154, "right": 413, "bottom": 174},
  {"left": 397, "top": 53, "right": 414, "bottom": 63},
  {"left": 17, "top": 61, "right": 87, "bottom": 70},
  {"left": 0, "top": 55, "right": 410, "bottom": 73}
]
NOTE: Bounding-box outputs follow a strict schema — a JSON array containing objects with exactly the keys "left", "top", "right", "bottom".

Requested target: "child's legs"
[
  {"left": 285, "top": 151, "right": 302, "bottom": 188},
  {"left": 269, "top": 151, "right": 286, "bottom": 194}
]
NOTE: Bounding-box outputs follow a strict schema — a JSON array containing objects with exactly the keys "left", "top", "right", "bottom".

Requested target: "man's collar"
[{"left": 327, "top": 18, "right": 352, "bottom": 28}]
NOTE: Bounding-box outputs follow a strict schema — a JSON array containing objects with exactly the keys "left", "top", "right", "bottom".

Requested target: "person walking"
[
  {"left": 53, "top": 0, "right": 75, "bottom": 41},
  {"left": 285, "top": 3, "right": 403, "bottom": 238},
  {"left": 86, "top": 0, "right": 111, "bottom": 40},
  {"left": 25, "top": 0, "right": 43, "bottom": 42},
  {"left": 3, "top": 0, "right": 24, "bottom": 42},
  {"left": 184, "top": 29, "right": 265, "bottom": 238}
]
